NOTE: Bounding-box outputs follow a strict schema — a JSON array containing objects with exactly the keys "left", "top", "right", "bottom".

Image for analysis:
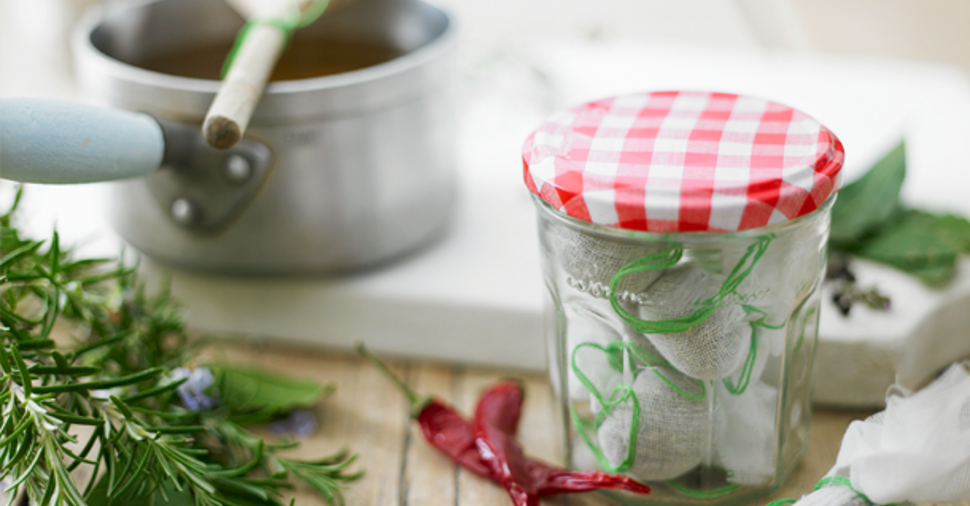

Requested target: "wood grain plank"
[
  {"left": 214, "top": 344, "right": 409, "bottom": 506},
  {"left": 402, "top": 361, "right": 459, "bottom": 506},
  {"left": 519, "top": 373, "right": 564, "bottom": 467},
  {"left": 203, "top": 344, "right": 970, "bottom": 506},
  {"left": 325, "top": 354, "right": 409, "bottom": 506}
]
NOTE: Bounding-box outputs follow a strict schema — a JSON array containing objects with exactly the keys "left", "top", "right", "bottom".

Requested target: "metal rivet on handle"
[
  {"left": 171, "top": 198, "right": 199, "bottom": 225},
  {"left": 225, "top": 154, "right": 252, "bottom": 184}
]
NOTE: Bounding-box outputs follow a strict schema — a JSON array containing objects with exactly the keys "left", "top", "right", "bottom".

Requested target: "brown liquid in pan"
[{"left": 137, "top": 37, "right": 402, "bottom": 81}]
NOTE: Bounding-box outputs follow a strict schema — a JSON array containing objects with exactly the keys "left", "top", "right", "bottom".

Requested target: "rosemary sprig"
[{"left": 0, "top": 187, "right": 360, "bottom": 506}]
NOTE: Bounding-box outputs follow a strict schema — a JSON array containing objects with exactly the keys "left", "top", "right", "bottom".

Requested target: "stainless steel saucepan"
[{"left": 0, "top": 0, "right": 457, "bottom": 275}]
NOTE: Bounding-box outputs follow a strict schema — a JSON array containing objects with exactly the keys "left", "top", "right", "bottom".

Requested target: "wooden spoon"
[{"left": 203, "top": 0, "right": 319, "bottom": 149}]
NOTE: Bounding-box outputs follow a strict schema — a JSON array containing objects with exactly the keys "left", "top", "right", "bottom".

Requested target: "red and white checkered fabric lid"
[{"left": 522, "top": 91, "right": 844, "bottom": 233}]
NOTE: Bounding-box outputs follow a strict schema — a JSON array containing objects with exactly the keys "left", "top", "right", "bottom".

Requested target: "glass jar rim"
[{"left": 532, "top": 193, "right": 835, "bottom": 246}]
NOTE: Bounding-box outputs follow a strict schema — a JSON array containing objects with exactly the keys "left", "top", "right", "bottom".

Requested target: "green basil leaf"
[
  {"left": 930, "top": 213, "right": 970, "bottom": 253},
  {"left": 830, "top": 141, "right": 906, "bottom": 246},
  {"left": 907, "top": 264, "right": 956, "bottom": 287},
  {"left": 214, "top": 365, "right": 333, "bottom": 420},
  {"left": 848, "top": 211, "right": 959, "bottom": 287}
]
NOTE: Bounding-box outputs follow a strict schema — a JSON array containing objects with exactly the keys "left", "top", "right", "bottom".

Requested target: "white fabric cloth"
[
  {"left": 836, "top": 361, "right": 970, "bottom": 503},
  {"left": 793, "top": 485, "right": 871, "bottom": 506},
  {"left": 793, "top": 361, "right": 970, "bottom": 505}
]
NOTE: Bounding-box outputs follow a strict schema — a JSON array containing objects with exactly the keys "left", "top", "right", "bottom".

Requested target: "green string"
[
  {"left": 743, "top": 305, "right": 788, "bottom": 330},
  {"left": 608, "top": 237, "right": 773, "bottom": 335},
  {"left": 721, "top": 325, "right": 757, "bottom": 395},
  {"left": 814, "top": 476, "right": 903, "bottom": 506},
  {"left": 570, "top": 389, "right": 638, "bottom": 473},
  {"left": 569, "top": 340, "right": 706, "bottom": 473},
  {"left": 607, "top": 247, "right": 683, "bottom": 331},
  {"left": 764, "top": 476, "right": 902, "bottom": 506},
  {"left": 765, "top": 500, "right": 797, "bottom": 506},
  {"left": 668, "top": 479, "right": 739, "bottom": 498},
  {"left": 220, "top": 0, "right": 332, "bottom": 78},
  {"left": 720, "top": 303, "right": 798, "bottom": 396}
]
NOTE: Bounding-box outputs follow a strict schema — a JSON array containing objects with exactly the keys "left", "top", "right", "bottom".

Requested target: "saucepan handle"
[{"left": 0, "top": 98, "right": 166, "bottom": 184}]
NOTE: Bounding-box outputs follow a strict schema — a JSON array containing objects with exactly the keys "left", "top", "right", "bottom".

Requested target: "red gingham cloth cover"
[{"left": 522, "top": 91, "right": 844, "bottom": 233}]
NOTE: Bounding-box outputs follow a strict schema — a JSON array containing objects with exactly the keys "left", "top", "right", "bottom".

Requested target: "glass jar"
[{"left": 523, "top": 91, "right": 844, "bottom": 504}]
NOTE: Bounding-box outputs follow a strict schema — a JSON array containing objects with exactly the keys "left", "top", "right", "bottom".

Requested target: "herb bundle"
[
  {"left": 0, "top": 189, "right": 360, "bottom": 506},
  {"left": 829, "top": 141, "right": 970, "bottom": 287}
]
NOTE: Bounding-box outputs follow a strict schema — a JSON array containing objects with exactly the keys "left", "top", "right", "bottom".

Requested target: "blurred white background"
[
  {"left": 4, "top": 0, "right": 970, "bottom": 253},
  {"left": 6, "top": 0, "right": 970, "bottom": 98},
  {"left": 4, "top": 0, "right": 970, "bottom": 383},
  {"left": 4, "top": 0, "right": 970, "bottom": 265}
]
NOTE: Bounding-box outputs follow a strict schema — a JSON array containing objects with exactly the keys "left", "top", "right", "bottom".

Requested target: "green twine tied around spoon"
[{"left": 221, "top": 0, "right": 332, "bottom": 78}]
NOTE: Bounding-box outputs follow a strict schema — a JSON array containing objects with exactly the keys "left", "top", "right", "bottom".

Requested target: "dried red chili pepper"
[
  {"left": 474, "top": 382, "right": 651, "bottom": 497},
  {"left": 474, "top": 380, "right": 524, "bottom": 434},
  {"left": 475, "top": 388, "right": 539, "bottom": 505},
  {"left": 417, "top": 400, "right": 493, "bottom": 478},
  {"left": 529, "top": 463, "right": 652, "bottom": 495},
  {"left": 356, "top": 344, "right": 650, "bottom": 503},
  {"left": 473, "top": 380, "right": 538, "bottom": 504}
]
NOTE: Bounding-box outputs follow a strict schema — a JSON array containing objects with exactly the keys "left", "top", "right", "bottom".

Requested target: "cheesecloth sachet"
[
  {"left": 788, "top": 360, "right": 970, "bottom": 505},
  {"left": 635, "top": 264, "right": 751, "bottom": 380},
  {"left": 608, "top": 239, "right": 773, "bottom": 381},
  {"left": 571, "top": 338, "right": 710, "bottom": 482},
  {"left": 547, "top": 220, "right": 666, "bottom": 294},
  {"left": 566, "top": 298, "right": 664, "bottom": 401},
  {"left": 594, "top": 366, "right": 710, "bottom": 481},
  {"left": 564, "top": 297, "right": 623, "bottom": 401}
]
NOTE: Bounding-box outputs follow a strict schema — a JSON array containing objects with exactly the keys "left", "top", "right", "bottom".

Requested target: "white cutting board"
[{"left": 12, "top": 42, "right": 970, "bottom": 407}]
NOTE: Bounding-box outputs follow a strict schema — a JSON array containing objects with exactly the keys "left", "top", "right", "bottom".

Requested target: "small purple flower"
[
  {"left": 170, "top": 367, "right": 218, "bottom": 411},
  {"left": 269, "top": 409, "right": 318, "bottom": 440}
]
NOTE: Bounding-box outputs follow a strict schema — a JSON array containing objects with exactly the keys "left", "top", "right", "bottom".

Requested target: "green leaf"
[
  {"left": 214, "top": 365, "right": 333, "bottom": 421},
  {"left": 830, "top": 141, "right": 907, "bottom": 246},
  {"left": 847, "top": 211, "right": 961, "bottom": 287},
  {"left": 930, "top": 213, "right": 970, "bottom": 253},
  {"left": 907, "top": 264, "right": 956, "bottom": 287}
]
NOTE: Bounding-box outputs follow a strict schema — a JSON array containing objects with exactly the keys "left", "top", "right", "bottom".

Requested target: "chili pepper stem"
[{"left": 355, "top": 342, "right": 431, "bottom": 418}]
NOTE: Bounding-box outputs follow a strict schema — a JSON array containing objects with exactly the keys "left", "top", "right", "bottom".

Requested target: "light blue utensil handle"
[{"left": 0, "top": 98, "right": 165, "bottom": 184}]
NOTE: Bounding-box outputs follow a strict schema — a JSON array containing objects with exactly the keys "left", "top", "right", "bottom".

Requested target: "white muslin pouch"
[
  {"left": 792, "top": 360, "right": 970, "bottom": 505},
  {"left": 548, "top": 221, "right": 666, "bottom": 294},
  {"left": 637, "top": 264, "right": 751, "bottom": 380},
  {"left": 595, "top": 366, "right": 710, "bottom": 481},
  {"left": 564, "top": 297, "right": 626, "bottom": 401}
]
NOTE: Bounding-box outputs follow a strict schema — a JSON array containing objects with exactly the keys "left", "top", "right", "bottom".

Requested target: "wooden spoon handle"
[{"left": 203, "top": 23, "right": 287, "bottom": 150}]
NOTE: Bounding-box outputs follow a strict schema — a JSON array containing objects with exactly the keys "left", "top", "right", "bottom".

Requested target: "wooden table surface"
[{"left": 217, "top": 342, "right": 966, "bottom": 506}]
